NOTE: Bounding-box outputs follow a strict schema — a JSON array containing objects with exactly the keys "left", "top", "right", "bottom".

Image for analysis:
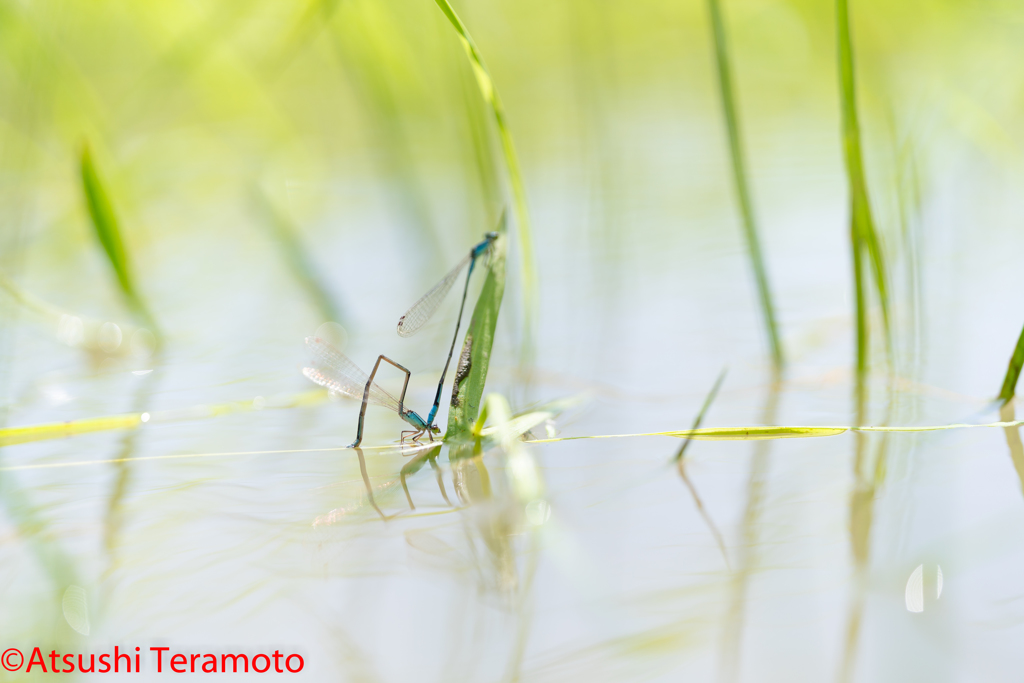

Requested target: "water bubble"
[
  {"left": 315, "top": 322, "right": 348, "bottom": 351},
  {"left": 57, "top": 315, "right": 84, "bottom": 347},
  {"left": 525, "top": 499, "right": 551, "bottom": 526},
  {"left": 97, "top": 322, "right": 122, "bottom": 353},
  {"left": 905, "top": 564, "right": 923, "bottom": 613},
  {"left": 62, "top": 585, "right": 90, "bottom": 635},
  {"left": 140, "top": 413, "right": 150, "bottom": 423}
]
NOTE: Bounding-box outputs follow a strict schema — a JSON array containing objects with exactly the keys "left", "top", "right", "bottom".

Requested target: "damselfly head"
[{"left": 430, "top": 424, "right": 441, "bottom": 434}]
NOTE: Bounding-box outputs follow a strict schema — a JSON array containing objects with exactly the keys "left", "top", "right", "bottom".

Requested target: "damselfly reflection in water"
[
  {"left": 397, "top": 227, "right": 499, "bottom": 426},
  {"left": 302, "top": 336, "right": 439, "bottom": 447}
]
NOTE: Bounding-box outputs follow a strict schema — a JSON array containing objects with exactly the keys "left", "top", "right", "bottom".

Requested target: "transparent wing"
[
  {"left": 396, "top": 253, "right": 471, "bottom": 337},
  {"left": 303, "top": 337, "right": 402, "bottom": 413}
]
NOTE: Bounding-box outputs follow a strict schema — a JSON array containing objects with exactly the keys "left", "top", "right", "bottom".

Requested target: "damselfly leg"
[{"left": 353, "top": 354, "right": 413, "bottom": 448}]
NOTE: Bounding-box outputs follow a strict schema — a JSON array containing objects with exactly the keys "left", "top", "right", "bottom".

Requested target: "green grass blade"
[
  {"left": 997, "top": 322, "right": 1024, "bottom": 404},
  {"left": 674, "top": 368, "right": 727, "bottom": 461},
  {"left": 445, "top": 229, "right": 506, "bottom": 440},
  {"left": 252, "top": 189, "right": 346, "bottom": 325},
  {"left": 706, "top": 0, "right": 783, "bottom": 369},
  {"left": 430, "top": 0, "right": 536, "bottom": 347},
  {"left": 0, "top": 389, "right": 326, "bottom": 448},
  {"left": 80, "top": 144, "right": 160, "bottom": 338},
  {"left": 836, "top": 0, "right": 891, "bottom": 416}
]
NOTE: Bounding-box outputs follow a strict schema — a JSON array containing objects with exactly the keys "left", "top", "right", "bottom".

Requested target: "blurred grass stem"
[
  {"left": 706, "top": 0, "right": 783, "bottom": 369},
  {"left": 80, "top": 144, "right": 161, "bottom": 341},
  {"left": 253, "top": 189, "right": 346, "bottom": 325},
  {"left": 431, "top": 0, "right": 536, "bottom": 352},
  {"left": 836, "top": 0, "right": 891, "bottom": 421}
]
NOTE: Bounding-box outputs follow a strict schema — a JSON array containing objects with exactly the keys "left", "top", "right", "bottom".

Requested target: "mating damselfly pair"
[{"left": 302, "top": 229, "right": 498, "bottom": 447}]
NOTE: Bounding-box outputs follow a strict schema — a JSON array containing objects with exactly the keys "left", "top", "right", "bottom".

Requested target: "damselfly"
[
  {"left": 303, "top": 336, "right": 438, "bottom": 448},
  {"left": 397, "top": 226, "right": 500, "bottom": 427}
]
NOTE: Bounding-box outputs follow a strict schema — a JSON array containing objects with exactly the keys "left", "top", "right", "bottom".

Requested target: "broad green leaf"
[{"left": 445, "top": 232, "right": 506, "bottom": 442}]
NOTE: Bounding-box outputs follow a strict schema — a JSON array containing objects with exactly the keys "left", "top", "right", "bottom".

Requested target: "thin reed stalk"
[
  {"left": 836, "top": 0, "right": 891, "bottom": 419},
  {"left": 430, "top": 0, "right": 536, "bottom": 347},
  {"left": 706, "top": 0, "right": 783, "bottom": 369}
]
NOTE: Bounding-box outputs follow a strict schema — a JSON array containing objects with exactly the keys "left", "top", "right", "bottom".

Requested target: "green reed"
[
  {"left": 997, "top": 324, "right": 1024, "bottom": 405},
  {"left": 836, "top": 0, "right": 892, "bottom": 418},
  {"left": 706, "top": 0, "right": 783, "bottom": 370},
  {"left": 430, "top": 0, "right": 536, "bottom": 348}
]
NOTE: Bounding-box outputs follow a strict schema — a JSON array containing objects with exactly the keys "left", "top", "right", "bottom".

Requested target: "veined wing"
[
  {"left": 303, "top": 337, "right": 402, "bottom": 413},
  {"left": 396, "top": 253, "right": 471, "bottom": 337}
]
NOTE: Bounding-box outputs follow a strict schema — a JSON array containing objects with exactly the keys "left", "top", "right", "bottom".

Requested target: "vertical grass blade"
[
  {"left": 836, "top": 0, "right": 891, "bottom": 418},
  {"left": 80, "top": 144, "right": 160, "bottom": 339},
  {"left": 836, "top": 7, "right": 892, "bottom": 672},
  {"left": 252, "top": 190, "right": 346, "bottom": 325},
  {"left": 997, "top": 322, "right": 1024, "bottom": 405},
  {"left": 430, "top": 0, "right": 536, "bottom": 348},
  {"left": 445, "top": 229, "right": 506, "bottom": 439},
  {"left": 706, "top": 0, "right": 783, "bottom": 370}
]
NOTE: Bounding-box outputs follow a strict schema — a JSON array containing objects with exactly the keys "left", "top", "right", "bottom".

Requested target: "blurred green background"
[{"left": 4, "top": 0, "right": 1024, "bottom": 681}]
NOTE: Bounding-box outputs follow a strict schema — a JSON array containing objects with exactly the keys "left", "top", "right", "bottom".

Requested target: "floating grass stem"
[
  {"left": 80, "top": 144, "right": 160, "bottom": 340},
  {"left": 706, "top": 0, "right": 783, "bottom": 369},
  {"left": 430, "top": 0, "right": 536, "bottom": 348},
  {"left": 836, "top": 0, "right": 891, "bottom": 417}
]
